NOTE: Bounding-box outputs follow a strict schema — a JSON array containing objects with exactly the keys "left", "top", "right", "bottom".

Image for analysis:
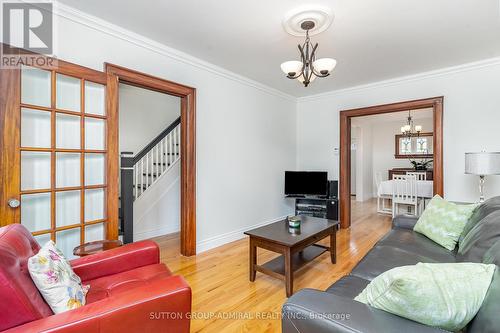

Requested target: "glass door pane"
[
  {"left": 56, "top": 191, "right": 81, "bottom": 227},
  {"left": 56, "top": 113, "right": 81, "bottom": 149},
  {"left": 21, "top": 193, "right": 51, "bottom": 232},
  {"left": 21, "top": 108, "right": 51, "bottom": 148},
  {"left": 21, "top": 66, "right": 51, "bottom": 107},
  {"left": 34, "top": 233, "right": 52, "bottom": 246},
  {"left": 21, "top": 152, "right": 51, "bottom": 190},
  {"left": 56, "top": 153, "right": 81, "bottom": 188},
  {"left": 84, "top": 153, "right": 106, "bottom": 185},
  {"left": 56, "top": 227, "right": 80, "bottom": 259},
  {"left": 85, "top": 223, "right": 105, "bottom": 243},
  {"left": 85, "top": 82, "right": 105, "bottom": 116},
  {"left": 85, "top": 188, "right": 105, "bottom": 222},
  {"left": 56, "top": 74, "right": 81, "bottom": 111},
  {"left": 85, "top": 118, "right": 105, "bottom": 150}
]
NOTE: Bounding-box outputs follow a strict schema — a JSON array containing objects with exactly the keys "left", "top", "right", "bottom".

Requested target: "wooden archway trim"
[
  {"left": 105, "top": 64, "right": 197, "bottom": 256},
  {"left": 339, "top": 97, "right": 444, "bottom": 229}
]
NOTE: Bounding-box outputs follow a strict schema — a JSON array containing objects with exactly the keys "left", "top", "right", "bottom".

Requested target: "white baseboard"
[
  {"left": 196, "top": 215, "right": 290, "bottom": 254},
  {"left": 134, "top": 225, "right": 180, "bottom": 241}
]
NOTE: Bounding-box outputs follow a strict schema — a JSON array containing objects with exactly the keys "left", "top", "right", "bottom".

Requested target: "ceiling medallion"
[{"left": 282, "top": 5, "right": 334, "bottom": 37}]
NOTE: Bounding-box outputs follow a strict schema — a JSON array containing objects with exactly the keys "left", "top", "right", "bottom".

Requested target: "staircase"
[{"left": 120, "top": 117, "right": 181, "bottom": 243}]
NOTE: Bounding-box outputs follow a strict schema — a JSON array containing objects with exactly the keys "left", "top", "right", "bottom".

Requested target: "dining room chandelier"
[
  {"left": 280, "top": 21, "right": 337, "bottom": 87},
  {"left": 401, "top": 110, "right": 422, "bottom": 138}
]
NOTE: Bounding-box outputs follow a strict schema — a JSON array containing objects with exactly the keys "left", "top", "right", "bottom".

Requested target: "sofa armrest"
[
  {"left": 282, "top": 289, "right": 447, "bottom": 333},
  {"left": 70, "top": 240, "right": 159, "bottom": 281},
  {"left": 4, "top": 275, "right": 191, "bottom": 333},
  {"left": 392, "top": 215, "right": 419, "bottom": 230}
]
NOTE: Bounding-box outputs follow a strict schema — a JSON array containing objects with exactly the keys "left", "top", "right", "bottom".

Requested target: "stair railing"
[{"left": 120, "top": 116, "right": 181, "bottom": 243}]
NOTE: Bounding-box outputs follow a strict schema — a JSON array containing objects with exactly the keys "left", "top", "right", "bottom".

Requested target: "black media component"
[{"left": 327, "top": 180, "right": 338, "bottom": 199}]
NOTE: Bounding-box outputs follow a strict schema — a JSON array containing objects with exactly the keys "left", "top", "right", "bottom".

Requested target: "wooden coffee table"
[{"left": 244, "top": 216, "right": 338, "bottom": 297}]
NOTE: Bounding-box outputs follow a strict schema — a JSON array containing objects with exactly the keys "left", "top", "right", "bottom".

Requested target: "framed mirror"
[{"left": 395, "top": 132, "right": 433, "bottom": 159}]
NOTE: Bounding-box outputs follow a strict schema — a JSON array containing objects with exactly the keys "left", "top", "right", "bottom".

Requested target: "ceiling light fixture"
[
  {"left": 400, "top": 110, "right": 423, "bottom": 138},
  {"left": 280, "top": 20, "right": 337, "bottom": 87}
]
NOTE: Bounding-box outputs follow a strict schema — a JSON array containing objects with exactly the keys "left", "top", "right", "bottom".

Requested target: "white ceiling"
[{"left": 57, "top": 0, "right": 500, "bottom": 97}]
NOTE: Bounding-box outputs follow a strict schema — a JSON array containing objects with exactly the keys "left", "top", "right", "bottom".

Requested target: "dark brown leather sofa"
[{"left": 282, "top": 196, "right": 500, "bottom": 333}]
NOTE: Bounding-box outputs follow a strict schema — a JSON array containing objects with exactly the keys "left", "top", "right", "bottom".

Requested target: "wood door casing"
[
  {"left": 105, "top": 64, "right": 197, "bottom": 257},
  {"left": 0, "top": 49, "right": 118, "bottom": 247},
  {"left": 339, "top": 97, "right": 444, "bottom": 229}
]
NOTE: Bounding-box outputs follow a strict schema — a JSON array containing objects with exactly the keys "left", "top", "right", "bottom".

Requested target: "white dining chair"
[
  {"left": 392, "top": 175, "right": 420, "bottom": 217},
  {"left": 406, "top": 171, "right": 427, "bottom": 181},
  {"left": 375, "top": 172, "right": 392, "bottom": 215}
]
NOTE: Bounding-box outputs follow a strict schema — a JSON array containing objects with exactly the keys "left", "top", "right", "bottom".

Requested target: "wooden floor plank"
[{"left": 152, "top": 198, "right": 391, "bottom": 332}]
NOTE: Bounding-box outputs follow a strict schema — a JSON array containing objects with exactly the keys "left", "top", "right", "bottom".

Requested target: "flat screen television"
[{"left": 285, "top": 171, "right": 328, "bottom": 197}]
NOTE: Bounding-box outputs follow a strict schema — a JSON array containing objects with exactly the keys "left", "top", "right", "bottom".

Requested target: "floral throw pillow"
[{"left": 28, "top": 241, "right": 89, "bottom": 314}]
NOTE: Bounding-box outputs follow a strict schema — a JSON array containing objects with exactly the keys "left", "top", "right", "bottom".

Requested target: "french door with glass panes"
[{"left": 0, "top": 59, "right": 118, "bottom": 259}]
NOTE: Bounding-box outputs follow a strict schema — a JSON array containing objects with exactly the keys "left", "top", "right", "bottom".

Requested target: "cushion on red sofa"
[{"left": 84, "top": 263, "right": 172, "bottom": 303}]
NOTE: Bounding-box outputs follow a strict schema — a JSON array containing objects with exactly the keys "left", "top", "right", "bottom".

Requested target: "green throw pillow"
[
  {"left": 354, "top": 263, "right": 495, "bottom": 332},
  {"left": 413, "top": 195, "right": 478, "bottom": 250}
]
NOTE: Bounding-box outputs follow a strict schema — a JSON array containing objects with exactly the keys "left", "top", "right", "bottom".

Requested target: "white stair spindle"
[{"left": 140, "top": 158, "right": 144, "bottom": 196}]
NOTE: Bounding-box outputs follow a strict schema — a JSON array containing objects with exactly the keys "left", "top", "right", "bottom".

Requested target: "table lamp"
[{"left": 465, "top": 152, "right": 500, "bottom": 202}]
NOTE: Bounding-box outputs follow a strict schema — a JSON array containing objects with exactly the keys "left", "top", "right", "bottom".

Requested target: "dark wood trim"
[
  {"left": 394, "top": 132, "right": 434, "bottom": 159},
  {"left": 133, "top": 116, "right": 181, "bottom": 163},
  {"left": 0, "top": 66, "right": 21, "bottom": 227},
  {"left": 339, "top": 113, "right": 350, "bottom": 230},
  {"left": 180, "top": 91, "right": 197, "bottom": 256},
  {"left": 105, "top": 64, "right": 197, "bottom": 256},
  {"left": 106, "top": 72, "right": 120, "bottom": 241},
  {"left": 339, "top": 97, "right": 444, "bottom": 229}
]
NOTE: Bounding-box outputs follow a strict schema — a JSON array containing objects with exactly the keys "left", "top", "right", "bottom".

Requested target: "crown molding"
[
  {"left": 54, "top": 3, "right": 297, "bottom": 102},
  {"left": 298, "top": 56, "right": 500, "bottom": 103}
]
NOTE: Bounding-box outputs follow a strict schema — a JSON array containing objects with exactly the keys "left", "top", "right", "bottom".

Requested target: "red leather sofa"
[{"left": 0, "top": 224, "right": 191, "bottom": 333}]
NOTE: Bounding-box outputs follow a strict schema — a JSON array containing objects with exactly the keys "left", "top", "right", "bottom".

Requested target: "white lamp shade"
[
  {"left": 465, "top": 152, "right": 500, "bottom": 175},
  {"left": 313, "top": 58, "right": 337, "bottom": 74},
  {"left": 415, "top": 125, "right": 422, "bottom": 132},
  {"left": 280, "top": 61, "right": 302, "bottom": 76}
]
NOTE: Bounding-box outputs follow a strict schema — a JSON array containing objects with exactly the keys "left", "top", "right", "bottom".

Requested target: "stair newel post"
[{"left": 120, "top": 152, "right": 135, "bottom": 244}]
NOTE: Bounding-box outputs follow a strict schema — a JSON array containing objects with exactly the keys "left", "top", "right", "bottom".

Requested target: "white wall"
[
  {"left": 372, "top": 117, "right": 433, "bottom": 184},
  {"left": 53, "top": 6, "right": 296, "bottom": 252},
  {"left": 352, "top": 124, "right": 373, "bottom": 202},
  {"left": 134, "top": 162, "right": 181, "bottom": 240},
  {"left": 119, "top": 83, "right": 180, "bottom": 154},
  {"left": 297, "top": 59, "right": 500, "bottom": 204}
]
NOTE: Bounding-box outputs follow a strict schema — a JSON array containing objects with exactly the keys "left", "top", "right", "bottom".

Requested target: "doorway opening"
[
  {"left": 339, "top": 97, "right": 444, "bottom": 229},
  {"left": 106, "top": 64, "right": 196, "bottom": 256},
  {"left": 119, "top": 83, "right": 181, "bottom": 250}
]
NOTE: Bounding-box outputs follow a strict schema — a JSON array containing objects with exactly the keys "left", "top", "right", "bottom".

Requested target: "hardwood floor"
[{"left": 152, "top": 198, "right": 391, "bottom": 332}]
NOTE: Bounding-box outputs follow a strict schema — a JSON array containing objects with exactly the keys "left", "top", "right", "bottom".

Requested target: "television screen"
[{"left": 285, "top": 171, "right": 328, "bottom": 196}]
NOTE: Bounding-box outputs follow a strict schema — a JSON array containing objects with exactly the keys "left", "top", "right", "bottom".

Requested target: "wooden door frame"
[
  {"left": 339, "top": 97, "right": 444, "bottom": 229},
  {"left": 105, "top": 64, "right": 197, "bottom": 256}
]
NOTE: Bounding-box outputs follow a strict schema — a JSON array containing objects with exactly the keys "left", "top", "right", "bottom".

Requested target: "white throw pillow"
[{"left": 28, "top": 240, "right": 89, "bottom": 314}]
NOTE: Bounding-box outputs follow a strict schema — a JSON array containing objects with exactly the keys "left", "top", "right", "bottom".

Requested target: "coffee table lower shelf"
[
  {"left": 256, "top": 244, "right": 327, "bottom": 278},
  {"left": 245, "top": 216, "right": 338, "bottom": 297}
]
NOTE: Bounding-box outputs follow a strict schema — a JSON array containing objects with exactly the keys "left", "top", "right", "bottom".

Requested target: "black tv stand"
[{"left": 291, "top": 196, "right": 338, "bottom": 221}]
